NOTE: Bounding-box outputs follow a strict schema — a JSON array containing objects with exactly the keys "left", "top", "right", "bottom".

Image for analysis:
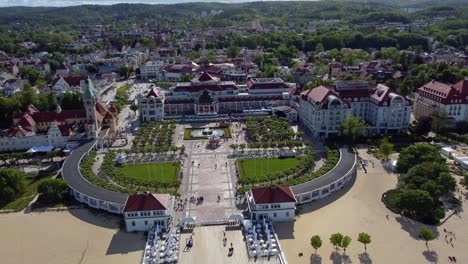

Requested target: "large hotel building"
[{"left": 138, "top": 72, "right": 412, "bottom": 137}]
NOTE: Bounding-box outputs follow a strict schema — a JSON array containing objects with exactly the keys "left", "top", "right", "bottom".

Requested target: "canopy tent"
[
  {"left": 228, "top": 214, "right": 244, "bottom": 221},
  {"left": 27, "top": 145, "right": 55, "bottom": 153},
  {"left": 178, "top": 216, "right": 197, "bottom": 227}
]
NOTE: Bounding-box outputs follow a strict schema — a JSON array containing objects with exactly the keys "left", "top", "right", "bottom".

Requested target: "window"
[
  {"left": 144, "top": 220, "right": 148, "bottom": 225},
  {"left": 286, "top": 212, "right": 290, "bottom": 217},
  {"left": 271, "top": 204, "right": 280, "bottom": 209},
  {"left": 273, "top": 213, "right": 277, "bottom": 217},
  {"left": 132, "top": 221, "right": 135, "bottom": 226}
]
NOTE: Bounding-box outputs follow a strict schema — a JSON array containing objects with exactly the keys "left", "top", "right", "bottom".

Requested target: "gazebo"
[{"left": 208, "top": 134, "right": 221, "bottom": 147}]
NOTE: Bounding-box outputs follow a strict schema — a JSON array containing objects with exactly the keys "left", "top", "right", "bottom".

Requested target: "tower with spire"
[{"left": 82, "top": 78, "right": 98, "bottom": 139}]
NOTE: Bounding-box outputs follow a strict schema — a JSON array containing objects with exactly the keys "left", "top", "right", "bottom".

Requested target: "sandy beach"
[
  {"left": 0, "top": 209, "right": 144, "bottom": 264},
  {"left": 276, "top": 148, "right": 468, "bottom": 264}
]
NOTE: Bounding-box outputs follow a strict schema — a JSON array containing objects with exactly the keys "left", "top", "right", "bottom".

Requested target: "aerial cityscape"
[{"left": 0, "top": 0, "right": 467, "bottom": 263}]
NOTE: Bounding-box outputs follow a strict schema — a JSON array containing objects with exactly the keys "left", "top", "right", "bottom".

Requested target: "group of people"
[
  {"left": 175, "top": 198, "right": 187, "bottom": 212},
  {"left": 444, "top": 228, "right": 457, "bottom": 262},
  {"left": 222, "top": 231, "right": 235, "bottom": 256},
  {"left": 444, "top": 228, "right": 456, "bottom": 247},
  {"left": 190, "top": 196, "right": 204, "bottom": 205}
]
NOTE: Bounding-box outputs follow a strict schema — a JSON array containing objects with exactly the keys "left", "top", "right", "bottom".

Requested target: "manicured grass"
[
  {"left": 238, "top": 157, "right": 300, "bottom": 183},
  {"left": 0, "top": 173, "right": 57, "bottom": 211},
  {"left": 118, "top": 162, "right": 180, "bottom": 187},
  {"left": 184, "top": 127, "right": 232, "bottom": 140}
]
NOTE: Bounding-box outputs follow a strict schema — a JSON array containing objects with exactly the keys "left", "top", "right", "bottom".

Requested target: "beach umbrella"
[{"left": 151, "top": 245, "right": 157, "bottom": 258}]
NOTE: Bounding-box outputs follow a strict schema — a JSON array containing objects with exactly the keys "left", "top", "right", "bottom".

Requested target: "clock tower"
[{"left": 82, "top": 78, "right": 98, "bottom": 139}]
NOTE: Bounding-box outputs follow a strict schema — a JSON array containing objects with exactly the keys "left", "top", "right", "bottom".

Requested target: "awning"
[
  {"left": 178, "top": 216, "right": 197, "bottom": 227},
  {"left": 27, "top": 145, "right": 55, "bottom": 153},
  {"left": 228, "top": 214, "right": 244, "bottom": 221}
]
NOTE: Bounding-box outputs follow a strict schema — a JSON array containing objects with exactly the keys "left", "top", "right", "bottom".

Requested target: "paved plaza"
[
  {"left": 178, "top": 225, "right": 280, "bottom": 264},
  {"left": 181, "top": 139, "right": 240, "bottom": 223}
]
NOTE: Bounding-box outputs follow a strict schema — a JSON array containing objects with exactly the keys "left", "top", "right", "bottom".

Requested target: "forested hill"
[{"left": 0, "top": 1, "right": 466, "bottom": 32}]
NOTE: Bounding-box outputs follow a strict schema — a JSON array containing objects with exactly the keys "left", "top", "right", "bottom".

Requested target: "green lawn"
[
  {"left": 238, "top": 157, "right": 300, "bottom": 183},
  {"left": 0, "top": 173, "right": 56, "bottom": 211},
  {"left": 118, "top": 162, "right": 180, "bottom": 187}
]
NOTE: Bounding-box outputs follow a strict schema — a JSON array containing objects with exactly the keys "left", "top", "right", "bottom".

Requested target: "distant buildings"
[
  {"left": 413, "top": 80, "right": 468, "bottom": 125},
  {"left": 299, "top": 81, "right": 412, "bottom": 137},
  {"left": 246, "top": 186, "right": 297, "bottom": 222},
  {"left": 0, "top": 78, "right": 118, "bottom": 151}
]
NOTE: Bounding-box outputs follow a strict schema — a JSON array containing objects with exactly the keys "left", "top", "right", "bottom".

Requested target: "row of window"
[{"left": 126, "top": 210, "right": 164, "bottom": 217}]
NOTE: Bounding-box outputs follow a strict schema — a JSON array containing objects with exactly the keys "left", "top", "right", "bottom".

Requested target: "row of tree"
[{"left": 310, "top": 232, "right": 371, "bottom": 255}]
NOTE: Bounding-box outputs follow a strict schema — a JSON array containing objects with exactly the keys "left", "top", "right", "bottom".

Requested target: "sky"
[{"left": 0, "top": 0, "right": 313, "bottom": 7}]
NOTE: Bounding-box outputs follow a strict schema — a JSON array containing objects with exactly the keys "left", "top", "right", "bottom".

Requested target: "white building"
[
  {"left": 140, "top": 60, "right": 167, "bottom": 81},
  {"left": 299, "top": 81, "right": 411, "bottom": 137},
  {"left": 123, "top": 193, "right": 173, "bottom": 232},
  {"left": 246, "top": 186, "right": 297, "bottom": 222},
  {"left": 413, "top": 80, "right": 468, "bottom": 125},
  {"left": 52, "top": 76, "right": 88, "bottom": 97},
  {"left": 138, "top": 86, "right": 165, "bottom": 122}
]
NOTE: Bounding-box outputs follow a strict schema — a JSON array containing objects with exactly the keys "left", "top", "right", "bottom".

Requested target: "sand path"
[
  {"left": 0, "top": 209, "right": 144, "bottom": 264},
  {"left": 276, "top": 148, "right": 468, "bottom": 264}
]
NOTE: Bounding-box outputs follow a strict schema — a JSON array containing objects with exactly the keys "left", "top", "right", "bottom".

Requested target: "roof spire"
[{"left": 83, "top": 77, "right": 95, "bottom": 100}]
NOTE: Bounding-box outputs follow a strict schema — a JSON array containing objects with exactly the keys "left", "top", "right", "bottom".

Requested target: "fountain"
[{"left": 189, "top": 127, "right": 225, "bottom": 138}]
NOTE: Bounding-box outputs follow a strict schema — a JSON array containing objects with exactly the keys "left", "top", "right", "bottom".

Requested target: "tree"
[
  {"left": 310, "top": 235, "right": 322, "bottom": 254},
  {"left": 179, "top": 74, "right": 192, "bottom": 82},
  {"left": 379, "top": 137, "right": 393, "bottom": 160},
  {"left": 357, "top": 232, "right": 371, "bottom": 252},
  {"left": 396, "top": 144, "right": 445, "bottom": 173},
  {"left": 340, "top": 115, "right": 367, "bottom": 143},
  {"left": 37, "top": 179, "right": 69, "bottom": 202},
  {"left": 414, "top": 116, "right": 432, "bottom": 136},
  {"left": 341, "top": 236, "right": 352, "bottom": 253},
  {"left": 0, "top": 168, "right": 28, "bottom": 203},
  {"left": 330, "top": 233, "right": 343, "bottom": 251},
  {"left": 226, "top": 45, "right": 239, "bottom": 58},
  {"left": 402, "top": 162, "right": 455, "bottom": 198},
  {"left": 396, "top": 189, "right": 434, "bottom": 217},
  {"left": 130, "top": 103, "right": 138, "bottom": 114},
  {"left": 419, "top": 226, "right": 435, "bottom": 248}
]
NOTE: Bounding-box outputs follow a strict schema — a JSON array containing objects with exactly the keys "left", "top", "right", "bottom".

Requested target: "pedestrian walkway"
[{"left": 181, "top": 140, "right": 240, "bottom": 223}]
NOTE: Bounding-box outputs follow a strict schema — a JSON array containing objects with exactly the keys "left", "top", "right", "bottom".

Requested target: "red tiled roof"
[
  {"left": 17, "top": 114, "right": 36, "bottom": 127},
  {"left": 123, "top": 193, "right": 167, "bottom": 212},
  {"left": 301, "top": 86, "right": 335, "bottom": 103},
  {"left": 453, "top": 79, "right": 468, "bottom": 96},
  {"left": 108, "top": 104, "right": 118, "bottom": 113},
  {"left": 104, "top": 111, "right": 114, "bottom": 119},
  {"left": 7, "top": 126, "right": 31, "bottom": 137},
  {"left": 96, "top": 102, "right": 108, "bottom": 116},
  {"left": 146, "top": 88, "right": 161, "bottom": 98},
  {"left": 173, "top": 83, "right": 237, "bottom": 93},
  {"left": 251, "top": 186, "right": 296, "bottom": 204},
  {"left": 32, "top": 110, "right": 86, "bottom": 123},
  {"left": 197, "top": 72, "right": 216, "bottom": 82},
  {"left": 246, "top": 78, "right": 289, "bottom": 90},
  {"left": 58, "top": 123, "right": 72, "bottom": 136},
  {"left": 417, "top": 80, "right": 466, "bottom": 104},
  {"left": 53, "top": 76, "right": 87, "bottom": 87}
]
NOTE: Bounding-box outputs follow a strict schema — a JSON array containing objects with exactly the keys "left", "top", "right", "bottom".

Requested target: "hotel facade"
[{"left": 138, "top": 73, "right": 411, "bottom": 137}]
